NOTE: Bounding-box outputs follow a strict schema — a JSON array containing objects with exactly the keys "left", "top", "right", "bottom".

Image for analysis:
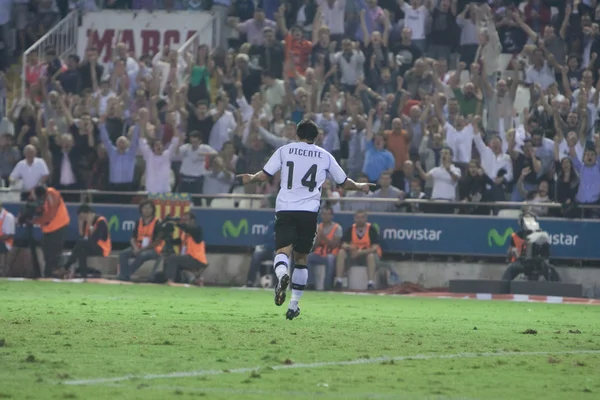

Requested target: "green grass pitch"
[{"left": 1, "top": 280, "right": 600, "bottom": 400}]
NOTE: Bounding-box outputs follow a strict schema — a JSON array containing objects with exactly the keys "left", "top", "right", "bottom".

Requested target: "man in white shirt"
[
  {"left": 178, "top": 131, "right": 217, "bottom": 205},
  {"left": 316, "top": 0, "right": 346, "bottom": 39},
  {"left": 261, "top": 71, "right": 286, "bottom": 119},
  {"left": 237, "top": 120, "right": 372, "bottom": 320},
  {"left": 399, "top": 0, "right": 430, "bottom": 52},
  {"left": 0, "top": 202, "right": 15, "bottom": 274},
  {"left": 209, "top": 94, "right": 237, "bottom": 152},
  {"left": 416, "top": 147, "right": 461, "bottom": 212},
  {"left": 236, "top": 82, "right": 267, "bottom": 143},
  {"left": 331, "top": 39, "right": 365, "bottom": 90},
  {"left": 472, "top": 116, "right": 513, "bottom": 202},
  {"left": 9, "top": 145, "right": 50, "bottom": 200},
  {"left": 445, "top": 118, "right": 474, "bottom": 166},
  {"left": 525, "top": 48, "right": 556, "bottom": 91},
  {"left": 139, "top": 123, "right": 180, "bottom": 194}
]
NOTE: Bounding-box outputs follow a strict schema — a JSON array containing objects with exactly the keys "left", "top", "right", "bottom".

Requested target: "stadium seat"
[
  {"left": 313, "top": 264, "right": 326, "bottom": 291},
  {"left": 131, "top": 259, "right": 160, "bottom": 281},
  {"left": 87, "top": 255, "right": 119, "bottom": 277},
  {"left": 209, "top": 198, "right": 236, "bottom": 208},
  {"left": 237, "top": 199, "right": 253, "bottom": 209},
  {"left": 498, "top": 209, "right": 522, "bottom": 219},
  {"left": 348, "top": 266, "right": 369, "bottom": 290}
]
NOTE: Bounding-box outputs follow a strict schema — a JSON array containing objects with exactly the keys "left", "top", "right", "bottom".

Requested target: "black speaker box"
[
  {"left": 449, "top": 280, "right": 511, "bottom": 294},
  {"left": 510, "top": 281, "right": 583, "bottom": 298}
]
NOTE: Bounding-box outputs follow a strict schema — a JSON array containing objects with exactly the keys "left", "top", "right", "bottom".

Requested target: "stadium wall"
[
  {"left": 196, "top": 255, "right": 600, "bottom": 298},
  {"left": 3, "top": 203, "right": 599, "bottom": 260}
]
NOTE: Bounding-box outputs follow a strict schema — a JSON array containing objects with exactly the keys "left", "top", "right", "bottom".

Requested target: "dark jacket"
[{"left": 49, "top": 124, "right": 93, "bottom": 188}]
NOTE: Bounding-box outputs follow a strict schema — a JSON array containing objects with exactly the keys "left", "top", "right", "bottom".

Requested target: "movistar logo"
[
  {"left": 108, "top": 215, "right": 120, "bottom": 232},
  {"left": 222, "top": 219, "right": 249, "bottom": 238},
  {"left": 488, "top": 228, "right": 513, "bottom": 247},
  {"left": 372, "top": 223, "right": 380, "bottom": 233}
]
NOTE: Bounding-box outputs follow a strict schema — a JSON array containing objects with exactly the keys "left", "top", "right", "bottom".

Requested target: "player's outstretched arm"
[
  {"left": 342, "top": 178, "right": 375, "bottom": 194},
  {"left": 236, "top": 171, "right": 269, "bottom": 185}
]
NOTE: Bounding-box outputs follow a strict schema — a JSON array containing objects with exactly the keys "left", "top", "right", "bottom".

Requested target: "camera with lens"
[
  {"left": 157, "top": 216, "right": 181, "bottom": 236},
  {"left": 519, "top": 213, "right": 552, "bottom": 280},
  {"left": 18, "top": 199, "right": 44, "bottom": 225},
  {"left": 156, "top": 216, "right": 181, "bottom": 256}
]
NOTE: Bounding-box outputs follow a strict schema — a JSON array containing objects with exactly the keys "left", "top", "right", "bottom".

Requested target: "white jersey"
[{"left": 263, "top": 142, "right": 347, "bottom": 212}]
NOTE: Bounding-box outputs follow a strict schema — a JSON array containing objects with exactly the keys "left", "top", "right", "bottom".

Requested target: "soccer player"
[{"left": 237, "top": 119, "right": 373, "bottom": 320}]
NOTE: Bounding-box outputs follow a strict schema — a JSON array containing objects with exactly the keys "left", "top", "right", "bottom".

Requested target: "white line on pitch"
[
  {"left": 106, "top": 384, "right": 482, "bottom": 400},
  {"left": 61, "top": 349, "right": 600, "bottom": 386}
]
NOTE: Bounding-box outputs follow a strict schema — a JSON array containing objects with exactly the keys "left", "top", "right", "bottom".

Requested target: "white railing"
[
  {"left": 21, "top": 11, "right": 79, "bottom": 99},
  {"left": 177, "top": 15, "right": 215, "bottom": 85}
]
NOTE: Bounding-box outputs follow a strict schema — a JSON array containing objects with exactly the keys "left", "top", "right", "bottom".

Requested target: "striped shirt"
[{"left": 99, "top": 123, "right": 140, "bottom": 184}]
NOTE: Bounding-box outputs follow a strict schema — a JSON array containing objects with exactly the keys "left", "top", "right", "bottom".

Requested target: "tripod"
[{"left": 6, "top": 223, "right": 42, "bottom": 278}]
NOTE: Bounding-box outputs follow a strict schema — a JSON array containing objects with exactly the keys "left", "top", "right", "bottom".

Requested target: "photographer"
[
  {"left": 159, "top": 212, "right": 207, "bottom": 286},
  {"left": 502, "top": 213, "right": 560, "bottom": 282},
  {"left": 61, "top": 205, "right": 111, "bottom": 279},
  {"left": 0, "top": 202, "right": 15, "bottom": 275},
  {"left": 28, "top": 185, "right": 70, "bottom": 278},
  {"left": 117, "top": 200, "right": 163, "bottom": 281}
]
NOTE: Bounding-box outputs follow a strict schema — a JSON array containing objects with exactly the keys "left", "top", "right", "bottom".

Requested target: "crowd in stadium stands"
[{"left": 1, "top": 0, "right": 600, "bottom": 219}]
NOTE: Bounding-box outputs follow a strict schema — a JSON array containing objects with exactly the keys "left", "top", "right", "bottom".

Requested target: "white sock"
[
  {"left": 273, "top": 253, "right": 289, "bottom": 280},
  {"left": 289, "top": 265, "right": 308, "bottom": 311}
]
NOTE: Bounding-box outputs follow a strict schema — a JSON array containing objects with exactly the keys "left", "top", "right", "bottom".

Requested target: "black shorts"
[{"left": 274, "top": 211, "right": 318, "bottom": 254}]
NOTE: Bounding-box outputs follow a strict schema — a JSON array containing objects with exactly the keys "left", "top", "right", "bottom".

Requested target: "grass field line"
[
  {"left": 106, "top": 383, "right": 481, "bottom": 400},
  {"left": 62, "top": 349, "right": 600, "bottom": 386}
]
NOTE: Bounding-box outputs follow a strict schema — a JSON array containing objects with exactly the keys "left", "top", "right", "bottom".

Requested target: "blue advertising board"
[{"left": 4, "top": 203, "right": 599, "bottom": 260}]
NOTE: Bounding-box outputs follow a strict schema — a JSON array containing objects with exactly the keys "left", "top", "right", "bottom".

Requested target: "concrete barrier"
[{"left": 66, "top": 252, "right": 600, "bottom": 298}]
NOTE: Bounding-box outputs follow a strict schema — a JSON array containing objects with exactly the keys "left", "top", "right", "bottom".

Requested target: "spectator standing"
[
  {"left": 178, "top": 131, "right": 217, "bottom": 201},
  {"left": 0, "top": 134, "right": 20, "bottom": 186},
  {"left": 364, "top": 111, "right": 395, "bottom": 184},
  {"left": 98, "top": 115, "right": 140, "bottom": 195},
  {"left": 343, "top": 174, "right": 372, "bottom": 211},
  {"left": 418, "top": 130, "right": 444, "bottom": 194},
  {"left": 230, "top": 8, "right": 277, "bottom": 46},
  {"left": 355, "top": 0, "right": 385, "bottom": 43},
  {"left": 392, "top": 27, "right": 423, "bottom": 78},
  {"left": 456, "top": 3, "right": 480, "bottom": 66},
  {"left": 9, "top": 145, "right": 50, "bottom": 197},
  {"left": 571, "top": 144, "right": 600, "bottom": 217},
  {"left": 317, "top": 0, "right": 346, "bottom": 42},
  {"left": 139, "top": 125, "right": 181, "bottom": 194},
  {"left": 472, "top": 117, "right": 513, "bottom": 202},
  {"left": 369, "top": 171, "right": 403, "bottom": 212},
  {"left": 427, "top": 0, "right": 458, "bottom": 63},
  {"left": 398, "top": 0, "right": 430, "bottom": 52},
  {"left": 477, "top": 5, "right": 502, "bottom": 87},
  {"left": 384, "top": 118, "right": 411, "bottom": 186},
  {"left": 331, "top": 39, "right": 366, "bottom": 92},
  {"left": 511, "top": 139, "right": 543, "bottom": 201},
  {"left": 249, "top": 26, "right": 285, "bottom": 79},
  {"left": 459, "top": 160, "right": 491, "bottom": 215},
  {"left": 416, "top": 147, "right": 461, "bottom": 210}
]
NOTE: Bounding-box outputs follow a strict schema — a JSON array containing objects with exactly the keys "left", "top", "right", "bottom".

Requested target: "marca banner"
[
  {"left": 3, "top": 204, "right": 599, "bottom": 260},
  {"left": 77, "top": 10, "right": 214, "bottom": 63}
]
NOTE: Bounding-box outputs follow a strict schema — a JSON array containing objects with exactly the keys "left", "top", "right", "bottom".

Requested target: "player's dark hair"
[
  {"left": 296, "top": 119, "right": 319, "bottom": 143},
  {"left": 139, "top": 199, "right": 156, "bottom": 215}
]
